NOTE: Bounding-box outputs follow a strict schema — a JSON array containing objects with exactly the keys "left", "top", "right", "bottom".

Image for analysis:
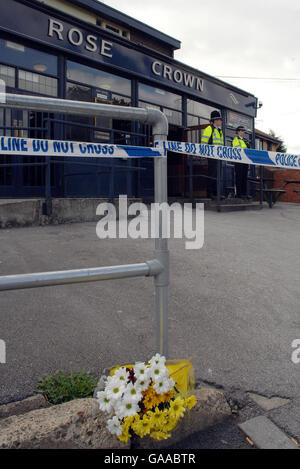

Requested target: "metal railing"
[
  {"left": 0, "top": 112, "right": 150, "bottom": 208},
  {"left": 0, "top": 94, "right": 170, "bottom": 357}
]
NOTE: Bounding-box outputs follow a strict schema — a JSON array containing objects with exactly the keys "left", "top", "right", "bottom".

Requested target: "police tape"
[
  {"left": 0, "top": 136, "right": 164, "bottom": 159},
  {"left": 155, "top": 140, "right": 300, "bottom": 170}
]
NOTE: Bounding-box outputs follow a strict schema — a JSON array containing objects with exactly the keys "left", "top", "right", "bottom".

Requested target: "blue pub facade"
[{"left": 0, "top": 0, "right": 258, "bottom": 200}]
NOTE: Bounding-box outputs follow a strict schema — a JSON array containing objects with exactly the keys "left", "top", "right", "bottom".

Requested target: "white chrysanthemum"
[
  {"left": 134, "top": 362, "right": 149, "bottom": 379},
  {"left": 135, "top": 375, "right": 151, "bottom": 392},
  {"left": 116, "top": 397, "right": 139, "bottom": 419},
  {"left": 153, "top": 377, "right": 175, "bottom": 395},
  {"left": 107, "top": 416, "right": 123, "bottom": 436},
  {"left": 149, "top": 353, "right": 166, "bottom": 368},
  {"left": 149, "top": 362, "right": 168, "bottom": 382},
  {"left": 113, "top": 367, "right": 129, "bottom": 385},
  {"left": 123, "top": 382, "right": 142, "bottom": 403},
  {"left": 97, "top": 390, "right": 113, "bottom": 413},
  {"left": 106, "top": 377, "right": 126, "bottom": 401}
]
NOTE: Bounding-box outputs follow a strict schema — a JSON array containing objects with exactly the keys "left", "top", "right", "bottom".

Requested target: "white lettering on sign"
[
  {"left": 68, "top": 28, "right": 83, "bottom": 46},
  {"left": 86, "top": 35, "right": 98, "bottom": 52},
  {"left": 48, "top": 18, "right": 113, "bottom": 58},
  {"left": 152, "top": 61, "right": 204, "bottom": 92}
]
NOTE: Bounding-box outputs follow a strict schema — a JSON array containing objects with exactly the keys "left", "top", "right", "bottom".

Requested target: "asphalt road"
[{"left": 0, "top": 202, "right": 299, "bottom": 441}]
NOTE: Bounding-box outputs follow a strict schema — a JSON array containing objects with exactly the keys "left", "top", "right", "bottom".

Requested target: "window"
[
  {"left": 187, "top": 115, "right": 200, "bottom": 127},
  {"left": 66, "top": 83, "right": 92, "bottom": 142},
  {"left": 226, "top": 111, "right": 253, "bottom": 133},
  {"left": 97, "top": 19, "right": 130, "bottom": 39},
  {"left": 139, "top": 101, "right": 160, "bottom": 112},
  {"left": 66, "top": 82, "right": 92, "bottom": 102},
  {"left": 163, "top": 108, "right": 182, "bottom": 126},
  {"left": 67, "top": 61, "right": 131, "bottom": 97},
  {"left": 255, "top": 139, "right": 262, "bottom": 150},
  {"left": 0, "top": 40, "right": 57, "bottom": 76},
  {"left": 139, "top": 83, "right": 182, "bottom": 111},
  {"left": 139, "top": 83, "right": 182, "bottom": 125},
  {"left": 187, "top": 100, "right": 218, "bottom": 118},
  {"left": 187, "top": 100, "right": 221, "bottom": 130},
  {"left": 18, "top": 70, "right": 57, "bottom": 96},
  {"left": 111, "top": 94, "right": 131, "bottom": 106},
  {"left": 0, "top": 64, "right": 15, "bottom": 88}
]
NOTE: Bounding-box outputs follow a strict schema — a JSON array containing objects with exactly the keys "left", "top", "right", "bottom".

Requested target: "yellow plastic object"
[
  {"left": 109, "top": 359, "right": 194, "bottom": 398},
  {"left": 167, "top": 360, "right": 195, "bottom": 397}
]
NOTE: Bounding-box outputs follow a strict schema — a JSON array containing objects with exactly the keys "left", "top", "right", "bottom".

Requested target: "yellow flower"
[
  {"left": 147, "top": 407, "right": 168, "bottom": 430},
  {"left": 132, "top": 415, "right": 151, "bottom": 438},
  {"left": 142, "top": 386, "right": 158, "bottom": 410},
  {"left": 142, "top": 385, "right": 174, "bottom": 411},
  {"left": 185, "top": 395, "right": 197, "bottom": 410},
  {"left": 150, "top": 430, "right": 171, "bottom": 441},
  {"left": 169, "top": 397, "right": 186, "bottom": 420},
  {"left": 163, "top": 414, "right": 179, "bottom": 432},
  {"left": 117, "top": 415, "right": 135, "bottom": 443},
  {"left": 118, "top": 430, "right": 130, "bottom": 443},
  {"left": 159, "top": 390, "right": 174, "bottom": 403},
  {"left": 124, "top": 415, "right": 136, "bottom": 429}
]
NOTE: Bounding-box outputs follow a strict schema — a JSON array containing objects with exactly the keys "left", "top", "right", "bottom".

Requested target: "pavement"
[{"left": 0, "top": 202, "right": 299, "bottom": 446}]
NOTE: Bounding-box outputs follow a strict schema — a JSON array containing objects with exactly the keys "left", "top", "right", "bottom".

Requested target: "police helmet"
[{"left": 210, "top": 111, "right": 222, "bottom": 122}]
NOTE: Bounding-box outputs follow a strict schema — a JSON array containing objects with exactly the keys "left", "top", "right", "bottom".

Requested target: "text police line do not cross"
[{"left": 156, "top": 140, "right": 300, "bottom": 170}]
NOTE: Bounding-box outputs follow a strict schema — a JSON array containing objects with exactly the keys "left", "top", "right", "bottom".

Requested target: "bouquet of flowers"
[{"left": 96, "top": 353, "right": 196, "bottom": 442}]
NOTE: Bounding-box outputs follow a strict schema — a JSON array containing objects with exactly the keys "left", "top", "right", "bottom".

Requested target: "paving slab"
[{"left": 238, "top": 416, "right": 299, "bottom": 449}]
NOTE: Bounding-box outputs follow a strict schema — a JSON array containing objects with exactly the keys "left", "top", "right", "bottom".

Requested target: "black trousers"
[
  {"left": 235, "top": 163, "right": 249, "bottom": 197},
  {"left": 207, "top": 159, "right": 217, "bottom": 197}
]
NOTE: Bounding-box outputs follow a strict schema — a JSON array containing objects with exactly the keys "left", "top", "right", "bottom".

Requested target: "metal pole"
[
  {"left": 44, "top": 156, "right": 52, "bottom": 216},
  {"left": 189, "top": 156, "right": 193, "bottom": 204},
  {"left": 153, "top": 119, "right": 169, "bottom": 358},
  {"left": 43, "top": 118, "right": 52, "bottom": 216},
  {"left": 217, "top": 160, "right": 221, "bottom": 211},
  {"left": 0, "top": 260, "right": 163, "bottom": 292},
  {"left": 259, "top": 166, "right": 263, "bottom": 205}
]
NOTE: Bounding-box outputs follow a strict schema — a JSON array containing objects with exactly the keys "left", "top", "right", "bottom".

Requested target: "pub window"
[
  {"left": 66, "top": 83, "right": 92, "bottom": 142},
  {"left": 255, "top": 139, "right": 263, "bottom": 150},
  {"left": 139, "top": 83, "right": 182, "bottom": 111},
  {"left": 0, "top": 64, "right": 15, "bottom": 88},
  {"left": 187, "top": 99, "right": 219, "bottom": 122},
  {"left": 226, "top": 111, "right": 253, "bottom": 133},
  {"left": 18, "top": 70, "right": 58, "bottom": 97},
  {"left": 66, "top": 82, "right": 92, "bottom": 102},
  {"left": 97, "top": 19, "right": 130, "bottom": 39},
  {"left": 138, "top": 101, "right": 160, "bottom": 112},
  {"left": 163, "top": 108, "right": 182, "bottom": 126},
  {"left": 187, "top": 115, "right": 200, "bottom": 127},
  {"left": 66, "top": 61, "right": 131, "bottom": 97},
  {"left": 0, "top": 40, "right": 57, "bottom": 76}
]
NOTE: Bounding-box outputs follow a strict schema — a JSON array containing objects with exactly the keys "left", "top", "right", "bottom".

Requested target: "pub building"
[{"left": 0, "top": 0, "right": 258, "bottom": 201}]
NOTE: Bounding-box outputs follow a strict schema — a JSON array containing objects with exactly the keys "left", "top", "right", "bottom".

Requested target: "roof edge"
[{"left": 64, "top": 0, "right": 181, "bottom": 49}]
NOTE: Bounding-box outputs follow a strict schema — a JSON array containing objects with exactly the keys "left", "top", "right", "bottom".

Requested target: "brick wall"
[{"left": 273, "top": 169, "right": 300, "bottom": 203}]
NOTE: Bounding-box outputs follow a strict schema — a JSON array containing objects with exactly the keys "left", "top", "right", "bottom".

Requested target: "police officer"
[
  {"left": 232, "top": 126, "right": 249, "bottom": 199},
  {"left": 201, "top": 110, "right": 224, "bottom": 199}
]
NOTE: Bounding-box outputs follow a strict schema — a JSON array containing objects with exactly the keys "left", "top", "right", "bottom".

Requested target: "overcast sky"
[{"left": 100, "top": 0, "right": 300, "bottom": 154}]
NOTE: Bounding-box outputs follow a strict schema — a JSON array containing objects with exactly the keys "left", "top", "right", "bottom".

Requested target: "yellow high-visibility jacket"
[
  {"left": 201, "top": 125, "right": 224, "bottom": 145},
  {"left": 232, "top": 136, "right": 248, "bottom": 149}
]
